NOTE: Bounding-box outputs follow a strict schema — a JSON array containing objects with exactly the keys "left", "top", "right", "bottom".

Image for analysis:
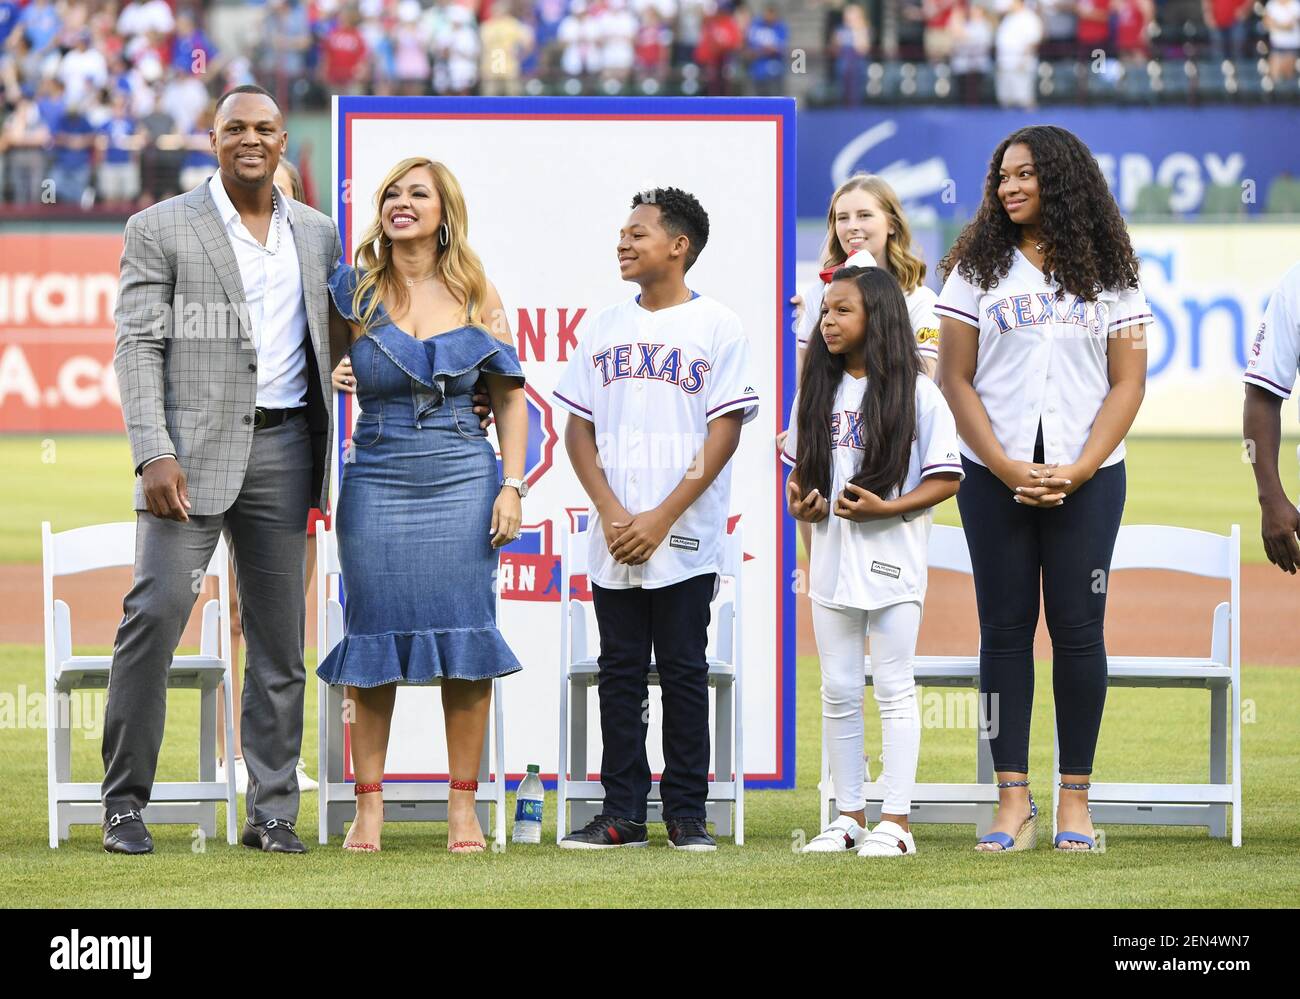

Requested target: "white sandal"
[
  {"left": 801, "top": 814, "right": 868, "bottom": 853},
  {"left": 858, "top": 819, "right": 917, "bottom": 857}
]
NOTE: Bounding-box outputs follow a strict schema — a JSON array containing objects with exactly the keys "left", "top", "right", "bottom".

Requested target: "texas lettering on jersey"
[
  {"left": 985, "top": 292, "right": 1108, "bottom": 336},
  {"left": 830, "top": 411, "right": 864, "bottom": 450},
  {"left": 592, "top": 342, "right": 711, "bottom": 394},
  {"left": 829, "top": 411, "right": 917, "bottom": 451}
]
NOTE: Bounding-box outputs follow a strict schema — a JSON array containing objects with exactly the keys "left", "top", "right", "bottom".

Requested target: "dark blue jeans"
[
  {"left": 591, "top": 572, "right": 716, "bottom": 822},
  {"left": 957, "top": 454, "right": 1126, "bottom": 775}
]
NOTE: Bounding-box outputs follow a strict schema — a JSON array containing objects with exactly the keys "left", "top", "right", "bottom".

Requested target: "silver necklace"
[{"left": 403, "top": 272, "right": 436, "bottom": 287}]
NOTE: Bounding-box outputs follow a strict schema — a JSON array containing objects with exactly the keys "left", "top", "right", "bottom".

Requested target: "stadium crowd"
[
  {"left": 849, "top": 0, "right": 1300, "bottom": 108},
  {"left": 0, "top": 0, "right": 1296, "bottom": 207}
]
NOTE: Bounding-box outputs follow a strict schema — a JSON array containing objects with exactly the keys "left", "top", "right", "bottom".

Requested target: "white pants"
[{"left": 812, "top": 600, "right": 922, "bottom": 816}]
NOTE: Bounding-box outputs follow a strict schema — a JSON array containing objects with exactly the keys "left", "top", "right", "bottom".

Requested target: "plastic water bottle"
[{"left": 512, "top": 764, "right": 544, "bottom": 844}]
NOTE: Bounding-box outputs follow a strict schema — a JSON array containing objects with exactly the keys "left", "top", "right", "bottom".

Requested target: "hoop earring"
[{"left": 439, "top": 222, "right": 449, "bottom": 248}]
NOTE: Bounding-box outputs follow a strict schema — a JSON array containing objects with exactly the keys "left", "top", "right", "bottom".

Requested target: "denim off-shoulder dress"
[{"left": 315, "top": 262, "right": 524, "bottom": 687}]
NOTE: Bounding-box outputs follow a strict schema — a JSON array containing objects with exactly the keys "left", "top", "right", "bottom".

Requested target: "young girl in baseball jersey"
[
  {"left": 783, "top": 174, "right": 942, "bottom": 558},
  {"left": 782, "top": 265, "right": 962, "bottom": 857},
  {"left": 792, "top": 174, "right": 941, "bottom": 379},
  {"left": 937, "top": 125, "right": 1149, "bottom": 852},
  {"left": 553, "top": 187, "right": 758, "bottom": 852}
]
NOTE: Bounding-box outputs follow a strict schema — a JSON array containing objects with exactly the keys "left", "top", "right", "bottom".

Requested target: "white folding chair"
[
  {"left": 1052, "top": 524, "right": 1242, "bottom": 846},
  {"left": 315, "top": 526, "right": 508, "bottom": 848},
  {"left": 557, "top": 527, "right": 745, "bottom": 844},
  {"left": 820, "top": 523, "right": 1243, "bottom": 847},
  {"left": 43, "top": 521, "right": 237, "bottom": 848},
  {"left": 820, "top": 524, "right": 997, "bottom": 833}
]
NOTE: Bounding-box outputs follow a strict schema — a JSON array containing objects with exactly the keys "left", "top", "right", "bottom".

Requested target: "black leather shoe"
[
  {"left": 241, "top": 818, "right": 307, "bottom": 853},
  {"left": 102, "top": 808, "right": 153, "bottom": 855}
]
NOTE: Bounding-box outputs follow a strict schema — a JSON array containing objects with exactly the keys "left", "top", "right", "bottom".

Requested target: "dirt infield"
[
  {"left": 805, "top": 564, "right": 1298, "bottom": 666},
  {"left": 3, "top": 560, "right": 1295, "bottom": 666}
]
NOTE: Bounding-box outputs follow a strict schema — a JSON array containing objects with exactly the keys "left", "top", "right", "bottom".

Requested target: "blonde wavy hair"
[
  {"left": 821, "top": 174, "right": 926, "bottom": 294},
  {"left": 351, "top": 157, "right": 488, "bottom": 333}
]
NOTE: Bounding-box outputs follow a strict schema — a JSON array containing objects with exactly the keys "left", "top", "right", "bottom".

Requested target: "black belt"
[{"left": 253, "top": 405, "right": 307, "bottom": 430}]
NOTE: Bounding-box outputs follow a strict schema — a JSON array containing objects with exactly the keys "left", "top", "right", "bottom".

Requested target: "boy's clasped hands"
[{"left": 599, "top": 501, "right": 674, "bottom": 566}]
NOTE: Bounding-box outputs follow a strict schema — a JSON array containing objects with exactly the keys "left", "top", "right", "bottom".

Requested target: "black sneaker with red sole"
[{"left": 560, "top": 814, "right": 649, "bottom": 849}]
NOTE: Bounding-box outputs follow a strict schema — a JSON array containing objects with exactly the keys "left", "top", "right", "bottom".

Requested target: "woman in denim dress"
[{"left": 319, "top": 157, "right": 528, "bottom": 855}]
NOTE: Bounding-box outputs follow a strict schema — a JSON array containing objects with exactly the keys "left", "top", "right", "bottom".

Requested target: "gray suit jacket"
[{"left": 113, "top": 180, "right": 342, "bottom": 516}]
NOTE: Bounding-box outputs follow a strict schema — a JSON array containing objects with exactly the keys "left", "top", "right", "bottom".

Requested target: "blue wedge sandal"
[
  {"left": 975, "top": 779, "right": 1038, "bottom": 853},
  {"left": 1054, "top": 781, "right": 1098, "bottom": 851}
]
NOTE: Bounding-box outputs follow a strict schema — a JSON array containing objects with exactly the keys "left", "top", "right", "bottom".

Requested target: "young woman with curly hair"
[{"left": 935, "top": 125, "right": 1151, "bottom": 853}]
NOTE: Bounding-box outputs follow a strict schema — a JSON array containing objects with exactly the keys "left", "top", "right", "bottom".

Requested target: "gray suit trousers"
[{"left": 101, "top": 411, "right": 314, "bottom": 825}]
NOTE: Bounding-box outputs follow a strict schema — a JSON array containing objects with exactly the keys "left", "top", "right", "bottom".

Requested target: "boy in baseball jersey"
[
  {"left": 1244, "top": 260, "right": 1300, "bottom": 574},
  {"left": 553, "top": 187, "right": 758, "bottom": 851}
]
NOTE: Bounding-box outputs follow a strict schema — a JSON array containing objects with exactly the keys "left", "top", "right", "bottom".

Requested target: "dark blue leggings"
[{"left": 956, "top": 454, "right": 1126, "bottom": 775}]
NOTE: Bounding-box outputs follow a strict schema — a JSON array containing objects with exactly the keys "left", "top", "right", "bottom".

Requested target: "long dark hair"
[
  {"left": 939, "top": 125, "right": 1140, "bottom": 300},
  {"left": 794, "top": 267, "right": 920, "bottom": 501}
]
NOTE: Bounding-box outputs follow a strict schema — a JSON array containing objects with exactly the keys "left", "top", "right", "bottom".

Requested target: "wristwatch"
[{"left": 502, "top": 477, "right": 529, "bottom": 498}]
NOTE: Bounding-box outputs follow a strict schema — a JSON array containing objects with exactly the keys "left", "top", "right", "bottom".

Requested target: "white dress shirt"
[
  {"left": 208, "top": 171, "right": 309, "bottom": 409},
  {"left": 141, "top": 176, "right": 310, "bottom": 472}
]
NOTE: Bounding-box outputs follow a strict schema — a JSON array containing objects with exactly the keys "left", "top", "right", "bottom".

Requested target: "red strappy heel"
[
  {"left": 344, "top": 781, "right": 383, "bottom": 853},
  {"left": 447, "top": 779, "right": 486, "bottom": 854}
]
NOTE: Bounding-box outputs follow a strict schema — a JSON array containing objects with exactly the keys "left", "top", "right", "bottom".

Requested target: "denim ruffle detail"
[
  {"left": 327, "top": 261, "right": 363, "bottom": 323},
  {"left": 468, "top": 337, "right": 524, "bottom": 382},
  {"left": 316, "top": 625, "right": 523, "bottom": 687}
]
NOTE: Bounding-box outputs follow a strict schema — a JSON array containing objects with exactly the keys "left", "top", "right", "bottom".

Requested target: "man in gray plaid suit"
[{"left": 101, "top": 85, "right": 343, "bottom": 854}]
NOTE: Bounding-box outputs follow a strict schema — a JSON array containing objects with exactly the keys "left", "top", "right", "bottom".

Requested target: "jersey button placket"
[
  {"left": 1027, "top": 346, "right": 1049, "bottom": 461},
  {"left": 1037, "top": 284, "right": 1057, "bottom": 464},
  {"left": 627, "top": 315, "right": 648, "bottom": 515}
]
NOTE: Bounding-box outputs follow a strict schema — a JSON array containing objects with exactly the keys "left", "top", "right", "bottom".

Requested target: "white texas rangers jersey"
[
  {"left": 797, "top": 276, "right": 941, "bottom": 364},
  {"left": 935, "top": 251, "right": 1152, "bottom": 469},
  {"left": 781, "top": 372, "right": 963, "bottom": 611},
  {"left": 553, "top": 292, "right": 759, "bottom": 590},
  {"left": 1244, "top": 261, "right": 1300, "bottom": 425}
]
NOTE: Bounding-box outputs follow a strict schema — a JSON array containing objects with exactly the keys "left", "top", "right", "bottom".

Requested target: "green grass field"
[
  {"left": 3, "top": 435, "right": 1296, "bottom": 564},
  {"left": 3, "top": 433, "right": 1297, "bottom": 907},
  {"left": 2, "top": 645, "right": 1296, "bottom": 907}
]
